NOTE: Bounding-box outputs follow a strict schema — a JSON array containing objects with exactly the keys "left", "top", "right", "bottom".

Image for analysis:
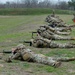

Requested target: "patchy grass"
[{"left": 0, "top": 14, "right": 75, "bottom": 75}]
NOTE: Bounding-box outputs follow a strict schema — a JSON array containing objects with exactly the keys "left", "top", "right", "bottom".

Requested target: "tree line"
[{"left": 0, "top": 0, "right": 74, "bottom": 10}]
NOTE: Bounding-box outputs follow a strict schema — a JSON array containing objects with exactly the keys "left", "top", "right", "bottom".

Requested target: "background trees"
[
  {"left": 0, "top": 0, "right": 74, "bottom": 11},
  {"left": 68, "top": 0, "right": 75, "bottom": 10}
]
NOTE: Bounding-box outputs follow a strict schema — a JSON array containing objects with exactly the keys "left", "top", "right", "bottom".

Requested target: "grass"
[
  {"left": 0, "top": 8, "right": 75, "bottom": 15},
  {"left": 0, "top": 14, "right": 75, "bottom": 75}
]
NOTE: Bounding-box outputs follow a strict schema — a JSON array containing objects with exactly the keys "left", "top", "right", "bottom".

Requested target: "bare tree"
[
  {"left": 38, "top": 0, "right": 51, "bottom": 8},
  {"left": 56, "top": 1, "right": 69, "bottom": 10},
  {"left": 21, "top": 0, "right": 32, "bottom": 8},
  {"left": 0, "top": 3, "right": 5, "bottom": 8},
  {"left": 31, "top": 0, "right": 38, "bottom": 8}
]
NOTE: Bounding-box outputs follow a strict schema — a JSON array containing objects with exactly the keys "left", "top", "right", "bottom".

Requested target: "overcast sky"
[{"left": 0, "top": 0, "right": 70, "bottom": 3}]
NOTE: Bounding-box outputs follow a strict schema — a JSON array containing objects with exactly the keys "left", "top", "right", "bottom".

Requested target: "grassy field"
[
  {"left": 0, "top": 8, "right": 75, "bottom": 15},
  {"left": 0, "top": 14, "right": 75, "bottom": 75}
]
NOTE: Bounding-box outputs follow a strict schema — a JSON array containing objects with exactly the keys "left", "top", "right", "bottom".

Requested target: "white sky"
[{"left": 0, "top": 0, "right": 70, "bottom": 3}]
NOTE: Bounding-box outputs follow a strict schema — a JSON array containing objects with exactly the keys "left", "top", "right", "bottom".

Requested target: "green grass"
[
  {"left": 0, "top": 14, "right": 75, "bottom": 75},
  {"left": 0, "top": 8, "right": 75, "bottom": 15}
]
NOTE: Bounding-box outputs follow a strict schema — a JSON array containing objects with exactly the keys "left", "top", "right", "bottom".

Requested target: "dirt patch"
[
  {"left": 0, "top": 16, "right": 14, "bottom": 18},
  {"left": 68, "top": 69, "right": 75, "bottom": 73}
]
